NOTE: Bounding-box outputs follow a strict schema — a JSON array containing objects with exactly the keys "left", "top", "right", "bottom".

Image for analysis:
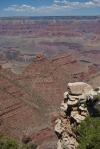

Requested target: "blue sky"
[{"left": 0, "top": 0, "right": 100, "bottom": 16}]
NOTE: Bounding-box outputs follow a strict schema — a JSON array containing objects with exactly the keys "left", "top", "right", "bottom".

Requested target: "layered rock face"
[{"left": 55, "top": 82, "right": 100, "bottom": 149}]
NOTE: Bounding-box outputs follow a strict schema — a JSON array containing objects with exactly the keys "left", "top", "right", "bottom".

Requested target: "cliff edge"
[{"left": 54, "top": 82, "right": 100, "bottom": 149}]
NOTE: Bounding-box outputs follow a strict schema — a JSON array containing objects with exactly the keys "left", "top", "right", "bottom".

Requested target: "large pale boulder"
[{"left": 68, "top": 82, "right": 93, "bottom": 95}]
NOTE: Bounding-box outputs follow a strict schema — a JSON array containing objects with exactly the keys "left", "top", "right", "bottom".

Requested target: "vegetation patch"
[
  {"left": 77, "top": 116, "right": 100, "bottom": 149},
  {"left": 0, "top": 136, "right": 37, "bottom": 149}
]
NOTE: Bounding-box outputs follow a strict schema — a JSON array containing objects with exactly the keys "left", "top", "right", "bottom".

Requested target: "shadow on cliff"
[{"left": 87, "top": 98, "right": 100, "bottom": 117}]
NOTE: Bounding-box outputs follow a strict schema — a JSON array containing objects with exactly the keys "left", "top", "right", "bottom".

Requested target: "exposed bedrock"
[{"left": 54, "top": 82, "right": 100, "bottom": 149}]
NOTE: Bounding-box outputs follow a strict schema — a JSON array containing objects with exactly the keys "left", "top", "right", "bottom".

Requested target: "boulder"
[
  {"left": 68, "top": 95, "right": 79, "bottom": 101},
  {"left": 64, "top": 92, "right": 69, "bottom": 99},
  {"left": 79, "top": 106, "right": 87, "bottom": 111},
  {"left": 68, "top": 82, "right": 93, "bottom": 95},
  {"left": 67, "top": 99, "right": 78, "bottom": 106},
  {"left": 55, "top": 119, "right": 64, "bottom": 134},
  {"left": 78, "top": 94, "right": 87, "bottom": 100},
  {"left": 72, "top": 107, "right": 78, "bottom": 111},
  {"left": 71, "top": 111, "right": 86, "bottom": 123},
  {"left": 62, "top": 137, "right": 77, "bottom": 149},
  {"left": 60, "top": 102, "right": 68, "bottom": 111},
  {"left": 71, "top": 111, "right": 79, "bottom": 116}
]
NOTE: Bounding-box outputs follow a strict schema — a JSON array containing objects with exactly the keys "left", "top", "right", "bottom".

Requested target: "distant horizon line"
[{"left": 0, "top": 15, "right": 100, "bottom": 18}]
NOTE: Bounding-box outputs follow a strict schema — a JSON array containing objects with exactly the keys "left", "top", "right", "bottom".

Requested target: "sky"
[{"left": 0, "top": 0, "right": 100, "bottom": 16}]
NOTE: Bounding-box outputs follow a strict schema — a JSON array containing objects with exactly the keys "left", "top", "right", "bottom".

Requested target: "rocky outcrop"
[{"left": 55, "top": 82, "right": 100, "bottom": 149}]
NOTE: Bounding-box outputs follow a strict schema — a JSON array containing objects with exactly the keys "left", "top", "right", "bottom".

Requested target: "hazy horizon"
[{"left": 0, "top": 15, "right": 100, "bottom": 19}]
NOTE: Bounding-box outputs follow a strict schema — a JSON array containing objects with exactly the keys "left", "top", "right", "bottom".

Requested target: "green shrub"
[
  {"left": 22, "top": 143, "right": 37, "bottom": 149},
  {"left": 0, "top": 137, "right": 19, "bottom": 149},
  {"left": 0, "top": 136, "right": 37, "bottom": 149},
  {"left": 77, "top": 117, "right": 100, "bottom": 149}
]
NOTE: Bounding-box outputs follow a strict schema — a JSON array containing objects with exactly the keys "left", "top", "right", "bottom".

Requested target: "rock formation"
[{"left": 54, "top": 82, "right": 100, "bottom": 149}]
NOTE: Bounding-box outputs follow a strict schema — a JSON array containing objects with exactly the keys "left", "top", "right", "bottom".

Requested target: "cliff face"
[
  {"left": 54, "top": 82, "right": 100, "bottom": 149},
  {"left": 0, "top": 17, "right": 100, "bottom": 149},
  {"left": 0, "top": 68, "right": 57, "bottom": 149},
  {"left": 0, "top": 51, "right": 100, "bottom": 148}
]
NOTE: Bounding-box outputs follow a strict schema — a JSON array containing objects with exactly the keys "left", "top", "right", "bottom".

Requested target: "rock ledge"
[{"left": 54, "top": 82, "right": 100, "bottom": 149}]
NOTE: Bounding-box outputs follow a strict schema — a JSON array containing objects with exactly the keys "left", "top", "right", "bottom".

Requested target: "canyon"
[{"left": 0, "top": 16, "right": 100, "bottom": 149}]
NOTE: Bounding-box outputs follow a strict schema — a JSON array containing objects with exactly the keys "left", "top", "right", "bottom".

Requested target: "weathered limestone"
[
  {"left": 67, "top": 82, "right": 92, "bottom": 95},
  {"left": 60, "top": 102, "right": 68, "bottom": 111},
  {"left": 55, "top": 119, "right": 64, "bottom": 134},
  {"left": 64, "top": 91, "right": 69, "bottom": 99},
  {"left": 55, "top": 82, "right": 100, "bottom": 149},
  {"left": 81, "top": 111, "right": 88, "bottom": 117},
  {"left": 57, "top": 140, "right": 63, "bottom": 149},
  {"left": 67, "top": 100, "right": 78, "bottom": 106},
  {"left": 60, "top": 111, "right": 67, "bottom": 118},
  {"left": 71, "top": 112, "right": 86, "bottom": 124},
  {"left": 79, "top": 106, "right": 87, "bottom": 111}
]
